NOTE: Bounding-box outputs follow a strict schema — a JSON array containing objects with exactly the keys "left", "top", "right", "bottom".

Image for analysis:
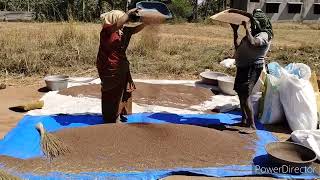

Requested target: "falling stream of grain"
[{"left": 139, "top": 11, "right": 166, "bottom": 52}]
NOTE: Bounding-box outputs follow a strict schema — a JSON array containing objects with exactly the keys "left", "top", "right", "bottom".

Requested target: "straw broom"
[
  {"left": 16, "top": 100, "right": 44, "bottom": 112},
  {"left": 35, "top": 123, "right": 70, "bottom": 159},
  {"left": 0, "top": 170, "right": 20, "bottom": 180}
]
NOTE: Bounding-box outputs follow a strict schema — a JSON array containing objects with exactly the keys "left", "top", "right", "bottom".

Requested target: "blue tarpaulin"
[{"left": 0, "top": 112, "right": 319, "bottom": 179}]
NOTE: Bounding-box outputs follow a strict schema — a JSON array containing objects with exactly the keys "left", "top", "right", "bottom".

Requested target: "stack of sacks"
[
  {"left": 259, "top": 62, "right": 284, "bottom": 125},
  {"left": 251, "top": 69, "right": 267, "bottom": 119},
  {"left": 279, "top": 63, "right": 317, "bottom": 131},
  {"left": 259, "top": 62, "right": 318, "bottom": 132},
  {"left": 259, "top": 63, "right": 284, "bottom": 125},
  {"left": 290, "top": 70, "right": 320, "bottom": 160}
]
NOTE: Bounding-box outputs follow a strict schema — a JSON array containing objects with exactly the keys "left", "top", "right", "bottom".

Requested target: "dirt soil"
[
  {"left": 58, "top": 82, "right": 214, "bottom": 110},
  {"left": 0, "top": 123, "right": 256, "bottom": 174},
  {"left": 0, "top": 84, "right": 43, "bottom": 138}
]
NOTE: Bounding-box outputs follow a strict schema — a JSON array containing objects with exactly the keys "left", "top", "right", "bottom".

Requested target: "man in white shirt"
[{"left": 231, "top": 9, "right": 273, "bottom": 132}]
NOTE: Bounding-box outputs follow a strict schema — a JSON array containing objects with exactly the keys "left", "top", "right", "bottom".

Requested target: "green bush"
[{"left": 167, "top": 0, "right": 193, "bottom": 19}]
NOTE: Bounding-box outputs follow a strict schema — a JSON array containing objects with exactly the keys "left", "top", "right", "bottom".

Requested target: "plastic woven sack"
[
  {"left": 252, "top": 68, "right": 267, "bottom": 94},
  {"left": 258, "top": 69, "right": 267, "bottom": 119},
  {"left": 285, "top": 63, "right": 311, "bottom": 80},
  {"left": 250, "top": 93, "right": 262, "bottom": 119},
  {"left": 267, "top": 62, "right": 281, "bottom": 78},
  {"left": 279, "top": 68, "right": 317, "bottom": 131},
  {"left": 260, "top": 74, "right": 284, "bottom": 124},
  {"left": 220, "top": 58, "right": 235, "bottom": 68}
]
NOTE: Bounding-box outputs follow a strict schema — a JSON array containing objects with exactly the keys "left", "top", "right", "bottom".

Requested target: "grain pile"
[
  {"left": 0, "top": 170, "right": 20, "bottom": 180},
  {"left": 0, "top": 123, "right": 255, "bottom": 174},
  {"left": 58, "top": 82, "right": 213, "bottom": 110}
]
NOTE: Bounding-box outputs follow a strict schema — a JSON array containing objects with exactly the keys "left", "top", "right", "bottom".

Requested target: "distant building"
[
  {"left": 0, "top": 11, "right": 35, "bottom": 22},
  {"left": 231, "top": 0, "right": 320, "bottom": 22}
]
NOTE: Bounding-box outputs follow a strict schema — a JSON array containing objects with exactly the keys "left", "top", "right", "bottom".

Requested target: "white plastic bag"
[
  {"left": 285, "top": 63, "right": 311, "bottom": 80},
  {"left": 220, "top": 58, "right": 235, "bottom": 68},
  {"left": 279, "top": 69, "right": 317, "bottom": 131},
  {"left": 291, "top": 130, "right": 320, "bottom": 160},
  {"left": 267, "top": 62, "right": 282, "bottom": 78},
  {"left": 260, "top": 74, "right": 284, "bottom": 124},
  {"left": 250, "top": 92, "right": 262, "bottom": 119},
  {"left": 252, "top": 68, "right": 267, "bottom": 94}
]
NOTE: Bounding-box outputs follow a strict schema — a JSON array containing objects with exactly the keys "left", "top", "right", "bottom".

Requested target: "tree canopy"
[{"left": 0, "top": 0, "right": 229, "bottom": 21}]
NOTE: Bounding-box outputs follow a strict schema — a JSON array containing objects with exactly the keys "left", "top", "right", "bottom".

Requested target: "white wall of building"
[{"left": 233, "top": 0, "right": 320, "bottom": 22}]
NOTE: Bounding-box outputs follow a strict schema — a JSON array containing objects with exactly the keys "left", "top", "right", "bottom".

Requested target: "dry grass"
[{"left": 0, "top": 22, "right": 319, "bottom": 83}]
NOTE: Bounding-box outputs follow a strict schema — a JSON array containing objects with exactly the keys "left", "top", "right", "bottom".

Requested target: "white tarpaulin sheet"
[{"left": 28, "top": 78, "right": 239, "bottom": 116}]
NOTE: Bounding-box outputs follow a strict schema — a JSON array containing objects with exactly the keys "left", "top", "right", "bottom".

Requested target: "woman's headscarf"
[
  {"left": 100, "top": 10, "right": 126, "bottom": 25},
  {"left": 251, "top": 9, "right": 273, "bottom": 40}
]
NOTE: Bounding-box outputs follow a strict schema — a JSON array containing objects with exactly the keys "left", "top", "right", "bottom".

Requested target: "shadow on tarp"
[
  {"left": 148, "top": 113, "right": 221, "bottom": 125},
  {"left": 53, "top": 114, "right": 104, "bottom": 126},
  {"left": 0, "top": 112, "right": 318, "bottom": 179},
  {"left": 127, "top": 112, "right": 242, "bottom": 127}
]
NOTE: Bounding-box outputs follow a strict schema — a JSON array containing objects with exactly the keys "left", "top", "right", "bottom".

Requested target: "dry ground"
[{"left": 0, "top": 84, "right": 43, "bottom": 138}]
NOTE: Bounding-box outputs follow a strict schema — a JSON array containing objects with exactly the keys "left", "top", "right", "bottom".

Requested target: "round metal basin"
[
  {"left": 266, "top": 142, "right": 317, "bottom": 168},
  {"left": 44, "top": 75, "right": 69, "bottom": 91},
  {"left": 200, "top": 71, "right": 228, "bottom": 86},
  {"left": 217, "top": 76, "right": 237, "bottom": 95}
]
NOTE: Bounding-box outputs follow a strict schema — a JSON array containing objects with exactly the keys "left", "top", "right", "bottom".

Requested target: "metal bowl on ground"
[
  {"left": 266, "top": 142, "right": 317, "bottom": 168},
  {"left": 200, "top": 71, "right": 228, "bottom": 86},
  {"left": 217, "top": 76, "right": 237, "bottom": 96},
  {"left": 44, "top": 75, "right": 69, "bottom": 91}
]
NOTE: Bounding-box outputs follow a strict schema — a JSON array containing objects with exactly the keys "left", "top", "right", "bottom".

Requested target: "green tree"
[
  {"left": 198, "top": 0, "right": 229, "bottom": 19},
  {"left": 1, "top": 0, "right": 225, "bottom": 22},
  {"left": 168, "top": 0, "right": 192, "bottom": 19}
]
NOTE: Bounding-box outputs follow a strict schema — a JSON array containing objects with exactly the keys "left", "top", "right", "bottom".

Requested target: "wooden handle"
[{"left": 35, "top": 122, "right": 45, "bottom": 136}]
